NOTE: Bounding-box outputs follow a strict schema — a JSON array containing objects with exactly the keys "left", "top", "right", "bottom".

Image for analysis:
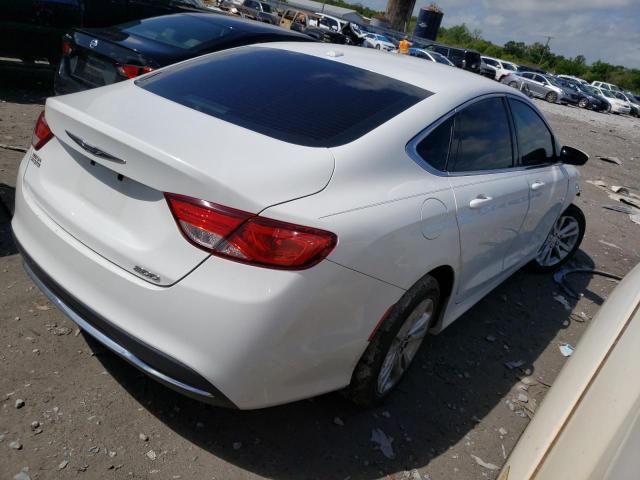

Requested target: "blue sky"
[{"left": 357, "top": 0, "right": 640, "bottom": 68}]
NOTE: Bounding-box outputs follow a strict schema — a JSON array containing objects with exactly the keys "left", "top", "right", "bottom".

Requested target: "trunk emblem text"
[{"left": 134, "top": 266, "right": 161, "bottom": 282}]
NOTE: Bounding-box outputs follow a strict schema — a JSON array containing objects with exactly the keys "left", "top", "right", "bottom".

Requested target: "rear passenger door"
[
  {"left": 504, "top": 98, "right": 568, "bottom": 268},
  {"left": 447, "top": 97, "right": 530, "bottom": 301}
]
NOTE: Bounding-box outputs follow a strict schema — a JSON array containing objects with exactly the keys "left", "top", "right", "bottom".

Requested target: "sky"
[{"left": 357, "top": 0, "right": 640, "bottom": 68}]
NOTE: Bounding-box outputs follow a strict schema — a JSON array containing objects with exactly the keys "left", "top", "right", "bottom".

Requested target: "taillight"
[
  {"left": 62, "top": 39, "right": 73, "bottom": 56},
  {"left": 31, "top": 111, "right": 53, "bottom": 151},
  {"left": 117, "top": 64, "right": 154, "bottom": 79},
  {"left": 165, "top": 193, "right": 337, "bottom": 270}
]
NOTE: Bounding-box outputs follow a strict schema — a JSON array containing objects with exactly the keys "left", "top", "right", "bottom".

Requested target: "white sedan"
[
  {"left": 362, "top": 33, "right": 396, "bottom": 51},
  {"left": 13, "top": 43, "right": 588, "bottom": 409}
]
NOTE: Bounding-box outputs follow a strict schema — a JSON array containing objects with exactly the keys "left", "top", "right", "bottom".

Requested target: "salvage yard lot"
[{"left": 1, "top": 74, "right": 639, "bottom": 480}]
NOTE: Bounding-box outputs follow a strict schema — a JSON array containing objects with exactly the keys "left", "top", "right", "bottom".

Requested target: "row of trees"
[{"left": 436, "top": 24, "right": 640, "bottom": 92}]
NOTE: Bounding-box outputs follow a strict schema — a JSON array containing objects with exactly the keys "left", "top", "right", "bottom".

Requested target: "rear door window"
[
  {"left": 138, "top": 47, "right": 432, "bottom": 147},
  {"left": 449, "top": 97, "right": 513, "bottom": 173},
  {"left": 509, "top": 99, "right": 555, "bottom": 166}
]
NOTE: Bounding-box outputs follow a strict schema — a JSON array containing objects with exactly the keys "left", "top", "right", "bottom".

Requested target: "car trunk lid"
[{"left": 22, "top": 83, "right": 335, "bottom": 285}]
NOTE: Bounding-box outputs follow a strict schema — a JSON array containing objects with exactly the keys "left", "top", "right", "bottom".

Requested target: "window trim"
[{"left": 406, "top": 93, "right": 560, "bottom": 177}]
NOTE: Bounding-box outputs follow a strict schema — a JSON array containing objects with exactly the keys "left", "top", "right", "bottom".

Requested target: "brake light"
[
  {"left": 117, "top": 64, "right": 154, "bottom": 79},
  {"left": 165, "top": 193, "right": 337, "bottom": 270},
  {"left": 31, "top": 111, "right": 53, "bottom": 151},
  {"left": 62, "top": 39, "right": 73, "bottom": 56}
]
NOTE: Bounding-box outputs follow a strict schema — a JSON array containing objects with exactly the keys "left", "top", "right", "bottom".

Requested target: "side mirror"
[{"left": 560, "top": 146, "right": 589, "bottom": 166}]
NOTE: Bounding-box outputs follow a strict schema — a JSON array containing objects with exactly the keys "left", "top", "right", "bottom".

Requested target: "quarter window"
[
  {"left": 508, "top": 99, "right": 555, "bottom": 166},
  {"left": 415, "top": 117, "right": 453, "bottom": 171},
  {"left": 449, "top": 97, "right": 513, "bottom": 172}
]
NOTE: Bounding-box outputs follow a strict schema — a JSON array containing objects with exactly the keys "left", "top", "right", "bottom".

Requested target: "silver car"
[{"left": 502, "top": 72, "right": 565, "bottom": 103}]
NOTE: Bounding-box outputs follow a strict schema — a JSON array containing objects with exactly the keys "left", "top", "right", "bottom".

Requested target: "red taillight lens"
[
  {"left": 165, "top": 193, "right": 337, "bottom": 270},
  {"left": 62, "top": 39, "right": 73, "bottom": 56},
  {"left": 31, "top": 111, "right": 53, "bottom": 151},
  {"left": 117, "top": 64, "right": 154, "bottom": 79}
]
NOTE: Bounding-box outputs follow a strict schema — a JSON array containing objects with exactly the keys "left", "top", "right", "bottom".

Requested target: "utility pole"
[{"left": 539, "top": 36, "right": 553, "bottom": 64}]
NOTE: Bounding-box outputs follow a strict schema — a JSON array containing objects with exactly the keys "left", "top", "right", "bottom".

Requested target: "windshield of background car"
[
  {"left": 138, "top": 47, "right": 432, "bottom": 147},
  {"left": 120, "top": 15, "right": 232, "bottom": 50},
  {"left": 377, "top": 35, "right": 391, "bottom": 42},
  {"left": 613, "top": 92, "right": 627, "bottom": 100},
  {"left": 503, "top": 62, "right": 517, "bottom": 70},
  {"left": 483, "top": 58, "right": 499, "bottom": 67},
  {"left": 260, "top": 2, "right": 272, "bottom": 12}
]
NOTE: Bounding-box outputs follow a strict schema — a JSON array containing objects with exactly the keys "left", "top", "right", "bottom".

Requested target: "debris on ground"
[
  {"left": 599, "top": 240, "right": 622, "bottom": 250},
  {"left": 517, "top": 393, "right": 529, "bottom": 403},
  {"left": 609, "top": 193, "right": 640, "bottom": 210},
  {"left": 498, "top": 427, "right": 508, "bottom": 436},
  {"left": 504, "top": 360, "right": 525, "bottom": 370},
  {"left": 603, "top": 204, "right": 638, "bottom": 215},
  {"left": 471, "top": 454, "right": 499, "bottom": 470},
  {"left": 598, "top": 156, "right": 622, "bottom": 166},
  {"left": 9, "top": 440, "right": 23, "bottom": 450},
  {"left": 333, "top": 416, "right": 345, "bottom": 426},
  {"left": 586, "top": 179, "right": 607, "bottom": 188},
  {"left": 15, "top": 398, "right": 25, "bottom": 409},
  {"left": 0, "top": 143, "right": 27, "bottom": 153},
  {"left": 552, "top": 294, "right": 571, "bottom": 311},
  {"left": 13, "top": 471, "right": 31, "bottom": 480},
  {"left": 146, "top": 450, "right": 157, "bottom": 460},
  {"left": 400, "top": 469, "right": 425, "bottom": 480},
  {"left": 58, "top": 460, "right": 69, "bottom": 470},
  {"left": 631, "top": 214, "right": 640, "bottom": 225},
  {"left": 559, "top": 343, "right": 575, "bottom": 357},
  {"left": 611, "top": 185, "right": 631, "bottom": 195},
  {"left": 570, "top": 311, "right": 590, "bottom": 323},
  {"left": 554, "top": 268, "right": 623, "bottom": 300},
  {"left": 370, "top": 427, "right": 395, "bottom": 459},
  {"left": 139, "top": 433, "right": 149, "bottom": 442}
]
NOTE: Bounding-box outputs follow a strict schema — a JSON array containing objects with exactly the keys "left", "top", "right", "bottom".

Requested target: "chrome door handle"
[
  {"left": 469, "top": 195, "right": 493, "bottom": 209},
  {"left": 531, "top": 181, "right": 546, "bottom": 191}
]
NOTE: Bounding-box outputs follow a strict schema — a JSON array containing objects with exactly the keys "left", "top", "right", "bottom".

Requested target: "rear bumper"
[
  {"left": 18, "top": 239, "right": 236, "bottom": 408},
  {"left": 12, "top": 151, "right": 403, "bottom": 409}
]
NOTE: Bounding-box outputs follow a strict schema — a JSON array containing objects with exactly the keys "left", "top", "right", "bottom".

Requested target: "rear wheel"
[
  {"left": 578, "top": 97, "right": 589, "bottom": 108},
  {"left": 509, "top": 81, "right": 518, "bottom": 88},
  {"left": 546, "top": 91, "right": 558, "bottom": 103},
  {"left": 530, "top": 204, "right": 585, "bottom": 272},
  {"left": 375, "top": 44, "right": 381, "bottom": 50},
  {"left": 345, "top": 275, "right": 440, "bottom": 407}
]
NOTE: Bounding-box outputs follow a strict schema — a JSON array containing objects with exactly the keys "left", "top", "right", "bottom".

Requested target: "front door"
[
  {"left": 503, "top": 98, "right": 569, "bottom": 268},
  {"left": 447, "top": 97, "right": 530, "bottom": 302}
]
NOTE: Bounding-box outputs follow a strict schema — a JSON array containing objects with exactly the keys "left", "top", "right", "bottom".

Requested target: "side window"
[
  {"left": 415, "top": 117, "right": 453, "bottom": 171},
  {"left": 283, "top": 10, "right": 295, "bottom": 20},
  {"left": 508, "top": 99, "right": 555, "bottom": 166},
  {"left": 534, "top": 75, "right": 546, "bottom": 83},
  {"left": 450, "top": 97, "right": 513, "bottom": 173},
  {"left": 521, "top": 72, "right": 532, "bottom": 79}
]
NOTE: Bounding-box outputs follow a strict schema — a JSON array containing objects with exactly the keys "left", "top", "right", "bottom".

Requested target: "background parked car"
[
  {"left": 362, "top": 33, "right": 396, "bottom": 51},
  {"left": 0, "top": 0, "right": 210, "bottom": 68},
  {"left": 574, "top": 84, "right": 610, "bottom": 112},
  {"left": 408, "top": 48, "right": 454, "bottom": 66},
  {"left": 500, "top": 262, "right": 640, "bottom": 480},
  {"left": 502, "top": 72, "right": 565, "bottom": 103},
  {"left": 426, "top": 44, "right": 481, "bottom": 73},
  {"left": 619, "top": 92, "right": 640, "bottom": 116},
  {"left": 54, "top": 13, "right": 312, "bottom": 95},
  {"left": 592, "top": 80, "right": 621, "bottom": 92},
  {"left": 557, "top": 74, "right": 589, "bottom": 86},
  {"left": 480, "top": 56, "right": 518, "bottom": 81},
  {"left": 554, "top": 77, "right": 594, "bottom": 108},
  {"left": 594, "top": 87, "right": 632, "bottom": 114},
  {"left": 232, "top": 0, "right": 279, "bottom": 24}
]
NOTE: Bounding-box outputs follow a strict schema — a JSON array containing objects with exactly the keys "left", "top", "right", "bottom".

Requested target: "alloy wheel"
[
  {"left": 536, "top": 215, "right": 581, "bottom": 267},
  {"left": 376, "top": 298, "right": 433, "bottom": 395}
]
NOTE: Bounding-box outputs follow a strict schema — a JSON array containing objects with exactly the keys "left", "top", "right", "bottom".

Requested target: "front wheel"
[
  {"left": 546, "top": 91, "right": 558, "bottom": 103},
  {"left": 375, "top": 44, "right": 381, "bottom": 50},
  {"left": 509, "top": 81, "right": 518, "bottom": 88},
  {"left": 530, "top": 204, "right": 585, "bottom": 272},
  {"left": 344, "top": 275, "right": 440, "bottom": 407},
  {"left": 578, "top": 97, "right": 589, "bottom": 108}
]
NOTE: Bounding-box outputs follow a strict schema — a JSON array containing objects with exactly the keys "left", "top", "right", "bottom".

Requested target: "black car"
[
  {"left": 0, "top": 0, "right": 210, "bottom": 68},
  {"left": 425, "top": 44, "right": 480, "bottom": 74},
  {"left": 577, "top": 84, "right": 613, "bottom": 112},
  {"left": 553, "top": 77, "right": 606, "bottom": 110},
  {"left": 54, "top": 13, "right": 313, "bottom": 95}
]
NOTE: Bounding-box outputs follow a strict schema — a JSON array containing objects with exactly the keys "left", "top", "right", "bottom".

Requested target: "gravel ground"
[{"left": 1, "top": 72, "right": 639, "bottom": 480}]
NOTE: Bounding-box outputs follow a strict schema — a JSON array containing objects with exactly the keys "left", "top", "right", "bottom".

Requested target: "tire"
[
  {"left": 509, "top": 81, "right": 518, "bottom": 88},
  {"left": 344, "top": 275, "right": 440, "bottom": 407},
  {"left": 529, "top": 204, "right": 585, "bottom": 273},
  {"left": 546, "top": 91, "right": 558, "bottom": 103},
  {"left": 578, "top": 97, "right": 589, "bottom": 108},
  {"left": 375, "top": 44, "right": 381, "bottom": 50}
]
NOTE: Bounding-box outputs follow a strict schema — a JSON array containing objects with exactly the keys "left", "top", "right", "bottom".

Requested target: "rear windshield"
[
  {"left": 137, "top": 47, "right": 431, "bottom": 147},
  {"left": 120, "top": 15, "right": 232, "bottom": 50}
]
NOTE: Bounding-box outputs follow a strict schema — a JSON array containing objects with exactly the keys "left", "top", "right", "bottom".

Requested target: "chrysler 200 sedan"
[{"left": 12, "top": 43, "right": 588, "bottom": 409}]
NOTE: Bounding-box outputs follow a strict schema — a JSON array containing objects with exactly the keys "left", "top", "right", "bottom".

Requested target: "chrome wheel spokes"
[
  {"left": 536, "top": 215, "right": 580, "bottom": 267},
  {"left": 376, "top": 298, "right": 434, "bottom": 396}
]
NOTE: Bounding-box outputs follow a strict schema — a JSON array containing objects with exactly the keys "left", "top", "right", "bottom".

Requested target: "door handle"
[
  {"left": 531, "top": 181, "right": 546, "bottom": 191},
  {"left": 469, "top": 194, "right": 493, "bottom": 209}
]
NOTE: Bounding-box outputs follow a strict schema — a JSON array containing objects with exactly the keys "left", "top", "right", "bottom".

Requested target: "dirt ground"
[{"left": 1, "top": 70, "right": 640, "bottom": 480}]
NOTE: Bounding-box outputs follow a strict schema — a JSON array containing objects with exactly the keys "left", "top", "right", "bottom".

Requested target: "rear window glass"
[
  {"left": 120, "top": 15, "right": 231, "bottom": 50},
  {"left": 137, "top": 47, "right": 431, "bottom": 147}
]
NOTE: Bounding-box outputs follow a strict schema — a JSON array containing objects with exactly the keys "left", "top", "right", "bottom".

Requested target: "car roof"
[{"left": 257, "top": 43, "right": 514, "bottom": 97}]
